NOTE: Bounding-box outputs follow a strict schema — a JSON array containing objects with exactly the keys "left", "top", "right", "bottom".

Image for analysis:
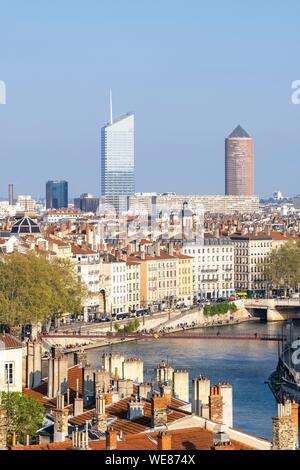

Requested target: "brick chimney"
[
  {"left": 272, "top": 401, "right": 295, "bottom": 450},
  {"left": 151, "top": 392, "right": 168, "bottom": 428},
  {"left": 159, "top": 383, "right": 172, "bottom": 406},
  {"left": 209, "top": 386, "right": 223, "bottom": 424},
  {"left": 106, "top": 427, "right": 118, "bottom": 450},
  {"left": 157, "top": 431, "right": 172, "bottom": 451}
]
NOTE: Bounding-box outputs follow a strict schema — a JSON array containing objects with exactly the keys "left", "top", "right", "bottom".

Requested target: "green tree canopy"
[
  {"left": 266, "top": 240, "right": 300, "bottom": 292},
  {"left": 0, "top": 392, "right": 45, "bottom": 445},
  {"left": 0, "top": 252, "right": 87, "bottom": 326}
]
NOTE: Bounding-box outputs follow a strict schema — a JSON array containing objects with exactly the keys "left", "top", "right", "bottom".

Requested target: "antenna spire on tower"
[{"left": 109, "top": 90, "right": 113, "bottom": 125}]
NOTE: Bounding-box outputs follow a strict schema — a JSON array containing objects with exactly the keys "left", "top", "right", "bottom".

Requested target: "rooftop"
[{"left": 228, "top": 125, "right": 251, "bottom": 139}]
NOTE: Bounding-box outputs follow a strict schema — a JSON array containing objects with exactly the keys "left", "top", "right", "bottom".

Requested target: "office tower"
[
  {"left": 225, "top": 125, "right": 254, "bottom": 196},
  {"left": 101, "top": 92, "right": 135, "bottom": 213},
  {"left": 8, "top": 183, "right": 14, "bottom": 205},
  {"left": 74, "top": 193, "right": 100, "bottom": 213},
  {"left": 46, "top": 180, "right": 68, "bottom": 209}
]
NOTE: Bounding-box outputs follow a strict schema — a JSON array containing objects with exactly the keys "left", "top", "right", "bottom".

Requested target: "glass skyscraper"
[
  {"left": 101, "top": 109, "right": 135, "bottom": 213},
  {"left": 46, "top": 180, "right": 68, "bottom": 209}
]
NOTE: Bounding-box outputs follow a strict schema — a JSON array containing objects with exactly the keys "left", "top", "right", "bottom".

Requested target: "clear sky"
[{"left": 0, "top": 0, "right": 300, "bottom": 199}]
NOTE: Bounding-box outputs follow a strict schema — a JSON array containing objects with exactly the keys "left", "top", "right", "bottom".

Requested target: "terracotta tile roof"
[
  {"left": 12, "top": 427, "right": 256, "bottom": 451},
  {"left": 71, "top": 245, "right": 97, "bottom": 255},
  {"left": 0, "top": 334, "right": 23, "bottom": 350},
  {"left": 23, "top": 365, "right": 83, "bottom": 407},
  {"left": 69, "top": 396, "right": 189, "bottom": 434}
]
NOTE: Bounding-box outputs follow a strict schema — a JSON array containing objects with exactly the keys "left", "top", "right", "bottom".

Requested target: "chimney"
[
  {"left": 47, "top": 347, "right": 69, "bottom": 399},
  {"left": 127, "top": 398, "right": 145, "bottom": 421},
  {"left": 106, "top": 427, "right": 118, "bottom": 450},
  {"left": 95, "top": 394, "right": 107, "bottom": 433},
  {"left": 167, "top": 242, "right": 174, "bottom": 256},
  {"left": 219, "top": 383, "right": 233, "bottom": 428},
  {"left": 159, "top": 383, "right": 172, "bottom": 406},
  {"left": 138, "top": 383, "right": 153, "bottom": 400},
  {"left": 71, "top": 424, "right": 89, "bottom": 450},
  {"left": 211, "top": 425, "right": 235, "bottom": 451},
  {"left": 53, "top": 393, "right": 69, "bottom": 442},
  {"left": 157, "top": 431, "right": 172, "bottom": 451},
  {"left": 26, "top": 340, "right": 42, "bottom": 389},
  {"left": 272, "top": 401, "right": 295, "bottom": 450},
  {"left": 151, "top": 392, "right": 168, "bottom": 428},
  {"left": 73, "top": 379, "right": 83, "bottom": 417},
  {"left": 173, "top": 370, "right": 189, "bottom": 403},
  {"left": 192, "top": 376, "right": 210, "bottom": 416},
  {"left": 209, "top": 386, "right": 223, "bottom": 425}
]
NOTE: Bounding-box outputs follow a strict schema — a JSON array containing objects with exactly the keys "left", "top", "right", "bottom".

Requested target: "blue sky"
[{"left": 0, "top": 0, "right": 299, "bottom": 199}]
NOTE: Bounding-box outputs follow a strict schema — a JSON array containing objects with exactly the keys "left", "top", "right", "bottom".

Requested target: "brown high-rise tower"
[{"left": 225, "top": 125, "right": 254, "bottom": 196}]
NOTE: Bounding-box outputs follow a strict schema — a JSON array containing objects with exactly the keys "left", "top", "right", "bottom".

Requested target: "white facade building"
[
  {"left": 182, "top": 238, "right": 235, "bottom": 300},
  {"left": 0, "top": 334, "right": 23, "bottom": 393}
]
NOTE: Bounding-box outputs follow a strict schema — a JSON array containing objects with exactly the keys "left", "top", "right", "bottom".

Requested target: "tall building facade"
[
  {"left": 8, "top": 184, "right": 14, "bottom": 205},
  {"left": 225, "top": 125, "right": 254, "bottom": 196},
  {"left": 46, "top": 180, "right": 68, "bottom": 209},
  {"left": 101, "top": 97, "right": 135, "bottom": 213},
  {"left": 74, "top": 193, "right": 100, "bottom": 214}
]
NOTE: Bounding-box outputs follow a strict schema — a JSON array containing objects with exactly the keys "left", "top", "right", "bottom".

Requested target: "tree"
[
  {"left": 265, "top": 241, "right": 300, "bottom": 295},
  {"left": 0, "top": 392, "right": 45, "bottom": 445},
  {"left": 0, "top": 252, "right": 87, "bottom": 327}
]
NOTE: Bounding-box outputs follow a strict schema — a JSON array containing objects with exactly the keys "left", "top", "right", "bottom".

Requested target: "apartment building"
[
  {"left": 230, "top": 234, "right": 272, "bottom": 295},
  {"left": 101, "top": 253, "right": 127, "bottom": 314},
  {"left": 176, "top": 253, "right": 193, "bottom": 306},
  {"left": 182, "top": 237, "right": 235, "bottom": 300},
  {"left": 126, "top": 259, "right": 141, "bottom": 313}
]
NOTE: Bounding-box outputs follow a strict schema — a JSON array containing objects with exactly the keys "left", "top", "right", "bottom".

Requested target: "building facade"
[
  {"left": 182, "top": 238, "right": 235, "bottom": 300},
  {"left": 74, "top": 193, "right": 100, "bottom": 214},
  {"left": 46, "top": 181, "right": 68, "bottom": 210},
  {"left": 101, "top": 111, "right": 135, "bottom": 214},
  {"left": 230, "top": 234, "right": 272, "bottom": 295},
  {"left": 225, "top": 125, "right": 254, "bottom": 196}
]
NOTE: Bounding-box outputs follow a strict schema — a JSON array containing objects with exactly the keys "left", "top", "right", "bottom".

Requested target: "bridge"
[
  {"left": 42, "top": 331, "right": 285, "bottom": 342},
  {"left": 244, "top": 299, "right": 300, "bottom": 322}
]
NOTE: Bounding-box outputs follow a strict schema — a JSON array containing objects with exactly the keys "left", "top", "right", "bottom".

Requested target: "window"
[{"left": 5, "top": 362, "right": 14, "bottom": 385}]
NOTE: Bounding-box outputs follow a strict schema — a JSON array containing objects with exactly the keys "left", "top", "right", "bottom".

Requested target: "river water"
[{"left": 87, "top": 320, "right": 300, "bottom": 441}]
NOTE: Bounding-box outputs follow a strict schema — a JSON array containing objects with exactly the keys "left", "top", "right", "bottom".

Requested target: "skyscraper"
[
  {"left": 225, "top": 125, "right": 254, "bottom": 196},
  {"left": 46, "top": 180, "right": 68, "bottom": 209},
  {"left": 8, "top": 183, "right": 14, "bottom": 205},
  {"left": 101, "top": 93, "right": 135, "bottom": 213}
]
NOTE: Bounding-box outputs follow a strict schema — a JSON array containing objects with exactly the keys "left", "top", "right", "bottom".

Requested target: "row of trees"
[{"left": 0, "top": 252, "right": 87, "bottom": 327}]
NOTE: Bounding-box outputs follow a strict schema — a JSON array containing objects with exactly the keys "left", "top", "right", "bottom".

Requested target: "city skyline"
[{"left": 0, "top": 1, "right": 300, "bottom": 199}]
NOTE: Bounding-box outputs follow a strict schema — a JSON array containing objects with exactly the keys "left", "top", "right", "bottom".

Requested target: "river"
[{"left": 87, "top": 319, "right": 299, "bottom": 441}]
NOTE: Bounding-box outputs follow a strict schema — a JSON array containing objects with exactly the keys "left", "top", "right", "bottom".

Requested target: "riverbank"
[{"left": 45, "top": 302, "right": 258, "bottom": 352}]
